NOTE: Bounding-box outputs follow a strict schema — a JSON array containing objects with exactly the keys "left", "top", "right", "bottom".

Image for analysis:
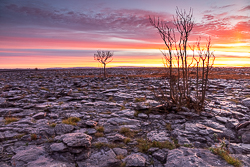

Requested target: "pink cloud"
[{"left": 239, "top": 5, "right": 250, "bottom": 11}]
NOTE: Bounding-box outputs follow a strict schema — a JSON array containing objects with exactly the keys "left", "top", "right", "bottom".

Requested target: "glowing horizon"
[{"left": 0, "top": 0, "right": 249, "bottom": 69}]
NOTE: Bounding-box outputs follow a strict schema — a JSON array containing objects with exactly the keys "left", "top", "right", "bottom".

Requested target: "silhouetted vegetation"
[
  {"left": 94, "top": 50, "right": 113, "bottom": 78},
  {"left": 149, "top": 8, "right": 215, "bottom": 113}
]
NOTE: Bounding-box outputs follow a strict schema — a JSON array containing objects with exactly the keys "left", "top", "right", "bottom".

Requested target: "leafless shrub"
[
  {"left": 94, "top": 50, "right": 113, "bottom": 78},
  {"left": 149, "top": 8, "right": 215, "bottom": 113}
]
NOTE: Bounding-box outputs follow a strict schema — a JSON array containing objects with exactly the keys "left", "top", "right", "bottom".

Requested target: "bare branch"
[{"left": 94, "top": 50, "right": 114, "bottom": 78}]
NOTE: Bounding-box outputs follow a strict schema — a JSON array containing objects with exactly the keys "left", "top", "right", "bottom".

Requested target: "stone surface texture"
[{"left": 0, "top": 68, "right": 249, "bottom": 166}]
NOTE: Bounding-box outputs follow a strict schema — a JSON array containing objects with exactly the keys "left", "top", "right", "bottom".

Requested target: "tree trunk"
[
  {"left": 196, "top": 62, "right": 199, "bottom": 98},
  {"left": 103, "top": 63, "right": 106, "bottom": 78}
]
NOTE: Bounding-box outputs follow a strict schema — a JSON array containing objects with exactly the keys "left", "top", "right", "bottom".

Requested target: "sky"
[{"left": 0, "top": 0, "right": 250, "bottom": 68}]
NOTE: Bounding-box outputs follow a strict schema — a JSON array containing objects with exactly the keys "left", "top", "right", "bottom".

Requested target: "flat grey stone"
[
  {"left": 152, "top": 149, "right": 168, "bottom": 162},
  {"left": 177, "top": 136, "right": 191, "bottom": 145},
  {"left": 12, "top": 146, "right": 46, "bottom": 167},
  {"left": 165, "top": 147, "right": 233, "bottom": 167},
  {"left": 113, "top": 148, "right": 128, "bottom": 156},
  {"left": 0, "top": 162, "right": 11, "bottom": 167},
  {"left": 242, "top": 131, "right": 250, "bottom": 144},
  {"left": 86, "top": 120, "right": 98, "bottom": 127},
  {"left": 138, "top": 113, "right": 148, "bottom": 119},
  {"left": 116, "top": 109, "right": 135, "bottom": 118},
  {"left": 26, "top": 157, "right": 75, "bottom": 167},
  {"left": 60, "top": 133, "right": 92, "bottom": 147},
  {"left": 87, "top": 128, "right": 97, "bottom": 135},
  {"left": 123, "top": 153, "right": 146, "bottom": 167},
  {"left": 50, "top": 143, "right": 67, "bottom": 152},
  {"left": 107, "top": 117, "right": 139, "bottom": 125},
  {"left": 242, "top": 98, "right": 250, "bottom": 108},
  {"left": 32, "top": 112, "right": 45, "bottom": 119},
  {"left": 107, "top": 134, "right": 125, "bottom": 142},
  {"left": 229, "top": 143, "right": 250, "bottom": 154},
  {"left": 147, "top": 131, "right": 171, "bottom": 142},
  {"left": 55, "top": 124, "right": 74, "bottom": 135},
  {"left": 78, "top": 149, "right": 120, "bottom": 167}
]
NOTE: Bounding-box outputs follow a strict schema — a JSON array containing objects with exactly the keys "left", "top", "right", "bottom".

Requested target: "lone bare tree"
[
  {"left": 149, "top": 8, "right": 215, "bottom": 112},
  {"left": 94, "top": 50, "right": 113, "bottom": 78}
]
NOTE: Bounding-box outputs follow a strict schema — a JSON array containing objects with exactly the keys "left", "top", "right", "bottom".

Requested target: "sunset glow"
[{"left": 0, "top": 0, "right": 249, "bottom": 68}]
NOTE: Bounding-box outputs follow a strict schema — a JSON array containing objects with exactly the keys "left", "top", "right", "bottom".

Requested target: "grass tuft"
[
  {"left": 120, "top": 162, "right": 126, "bottom": 167},
  {"left": 183, "top": 144, "right": 193, "bottom": 148},
  {"left": 14, "top": 133, "right": 25, "bottom": 139},
  {"left": 107, "top": 143, "right": 125, "bottom": 149},
  {"left": 136, "top": 138, "right": 152, "bottom": 153},
  {"left": 95, "top": 132, "right": 104, "bottom": 137},
  {"left": 50, "top": 123, "right": 57, "bottom": 127},
  {"left": 151, "top": 140, "right": 176, "bottom": 149},
  {"left": 166, "top": 123, "right": 172, "bottom": 131},
  {"left": 120, "top": 105, "right": 126, "bottom": 110},
  {"left": 120, "top": 127, "right": 135, "bottom": 138},
  {"left": 135, "top": 97, "right": 146, "bottom": 102},
  {"left": 116, "top": 155, "right": 125, "bottom": 160},
  {"left": 4, "top": 117, "right": 19, "bottom": 125},
  {"left": 30, "top": 134, "right": 37, "bottom": 140},
  {"left": 93, "top": 142, "right": 106, "bottom": 149},
  {"left": 40, "top": 87, "right": 50, "bottom": 91},
  {"left": 134, "top": 110, "right": 141, "bottom": 117},
  {"left": 124, "top": 137, "right": 131, "bottom": 144},
  {"left": 96, "top": 126, "right": 104, "bottom": 132},
  {"left": 62, "top": 117, "right": 80, "bottom": 126},
  {"left": 209, "top": 140, "right": 242, "bottom": 167},
  {"left": 136, "top": 138, "right": 177, "bottom": 153}
]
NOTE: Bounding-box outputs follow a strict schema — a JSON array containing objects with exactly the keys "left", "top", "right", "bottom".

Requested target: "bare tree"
[
  {"left": 197, "top": 37, "right": 215, "bottom": 107},
  {"left": 149, "top": 17, "right": 176, "bottom": 102},
  {"left": 94, "top": 50, "right": 113, "bottom": 78},
  {"left": 150, "top": 8, "right": 215, "bottom": 112}
]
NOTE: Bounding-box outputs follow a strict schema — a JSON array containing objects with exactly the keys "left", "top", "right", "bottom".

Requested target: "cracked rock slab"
[
  {"left": 59, "top": 133, "right": 92, "bottom": 147},
  {"left": 165, "top": 147, "right": 233, "bottom": 167},
  {"left": 78, "top": 149, "right": 120, "bottom": 167},
  {"left": 147, "top": 131, "right": 171, "bottom": 142},
  {"left": 123, "top": 153, "right": 146, "bottom": 167},
  {"left": 11, "top": 146, "right": 46, "bottom": 167}
]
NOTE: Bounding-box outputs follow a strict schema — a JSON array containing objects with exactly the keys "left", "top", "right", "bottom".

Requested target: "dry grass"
[
  {"left": 209, "top": 147, "right": 241, "bottom": 167},
  {"left": 93, "top": 142, "right": 106, "bottom": 149},
  {"left": 62, "top": 117, "right": 80, "bottom": 126},
  {"left": 108, "top": 96, "right": 114, "bottom": 102},
  {"left": 134, "top": 110, "right": 141, "bottom": 117},
  {"left": 30, "top": 134, "right": 37, "bottom": 140},
  {"left": 120, "top": 127, "right": 135, "bottom": 138},
  {"left": 49, "top": 123, "right": 57, "bottom": 127},
  {"left": 4, "top": 117, "right": 19, "bottom": 125},
  {"left": 136, "top": 138, "right": 177, "bottom": 153},
  {"left": 120, "top": 162, "right": 126, "bottom": 167},
  {"left": 40, "top": 87, "right": 50, "bottom": 91},
  {"left": 166, "top": 123, "right": 172, "bottom": 131},
  {"left": 100, "top": 111, "right": 112, "bottom": 115},
  {"left": 120, "top": 105, "right": 126, "bottom": 110},
  {"left": 116, "top": 155, "right": 125, "bottom": 160},
  {"left": 95, "top": 126, "right": 104, "bottom": 132},
  {"left": 95, "top": 132, "right": 104, "bottom": 137},
  {"left": 209, "top": 139, "right": 242, "bottom": 167},
  {"left": 135, "top": 97, "right": 146, "bottom": 102},
  {"left": 124, "top": 137, "right": 131, "bottom": 144},
  {"left": 14, "top": 133, "right": 25, "bottom": 139}
]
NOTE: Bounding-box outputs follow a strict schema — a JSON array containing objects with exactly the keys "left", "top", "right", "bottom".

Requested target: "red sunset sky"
[{"left": 0, "top": 0, "right": 249, "bottom": 68}]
